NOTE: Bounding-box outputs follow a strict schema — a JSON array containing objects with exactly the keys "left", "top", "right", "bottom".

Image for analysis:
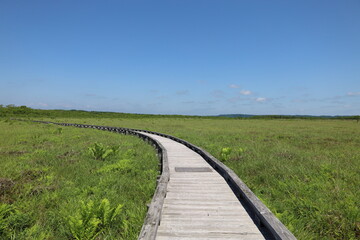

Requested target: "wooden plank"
[{"left": 156, "top": 231, "right": 264, "bottom": 240}]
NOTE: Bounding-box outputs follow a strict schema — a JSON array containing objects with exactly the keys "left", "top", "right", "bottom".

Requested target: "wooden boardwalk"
[
  {"left": 140, "top": 132, "right": 265, "bottom": 240},
  {"left": 23, "top": 120, "right": 295, "bottom": 239}
]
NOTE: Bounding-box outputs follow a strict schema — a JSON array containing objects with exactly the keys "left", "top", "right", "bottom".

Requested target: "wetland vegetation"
[
  {"left": 0, "top": 119, "right": 158, "bottom": 239},
  {"left": 1, "top": 106, "right": 359, "bottom": 239}
]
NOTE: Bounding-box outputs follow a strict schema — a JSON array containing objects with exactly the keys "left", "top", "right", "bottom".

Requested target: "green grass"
[
  {"left": 2, "top": 106, "right": 359, "bottom": 240},
  {"left": 36, "top": 117, "right": 360, "bottom": 240},
  {"left": 0, "top": 120, "right": 158, "bottom": 239}
]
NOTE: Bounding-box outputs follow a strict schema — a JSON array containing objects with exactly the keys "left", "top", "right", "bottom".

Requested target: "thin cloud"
[
  {"left": 55, "top": 103, "right": 74, "bottom": 109},
  {"left": 211, "top": 90, "right": 224, "bottom": 98},
  {"left": 196, "top": 80, "right": 207, "bottom": 85},
  {"left": 240, "top": 90, "right": 252, "bottom": 95},
  {"left": 147, "top": 102, "right": 162, "bottom": 109},
  {"left": 199, "top": 100, "right": 217, "bottom": 104},
  {"left": 181, "top": 101, "right": 195, "bottom": 104},
  {"left": 292, "top": 92, "right": 358, "bottom": 104},
  {"left": 38, "top": 102, "right": 49, "bottom": 107},
  {"left": 84, "top": 93, "right": 106, "bottom": 99},
  {"left": 229, "top": 84, "right": 240, "bottom": 89},
  {"left": 347, "top": 92, "right": 360, "bottom": 96},
  {"left": 255, "top": 97, "right": 267, "bottom": 102},
  {"left": 176, "top": 90, "right": 189, "bottom": 96},
  {"left": 156, "top": 95, "right": 168, "bottom": 100},
  {"left": 29, "top": 102, "right": 49, "bottom": 107}
]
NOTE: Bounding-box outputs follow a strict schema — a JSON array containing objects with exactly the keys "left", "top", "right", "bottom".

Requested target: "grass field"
[
  {"left": 33, "top": 116, "right": 360, "bottom": 240},
  {"left": 1, "top": 105, "right": 359, "bottom": 240},
  {"left": 0, "top": 120, "right": 158, "bottom": 239}
]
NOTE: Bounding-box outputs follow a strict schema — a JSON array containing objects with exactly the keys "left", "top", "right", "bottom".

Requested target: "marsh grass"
[
  {"left": 0, "top": 120, "right": 158, "bottom": 239},
  {"left": 41, "top": 117, "right": 360, "bottom": 240}
]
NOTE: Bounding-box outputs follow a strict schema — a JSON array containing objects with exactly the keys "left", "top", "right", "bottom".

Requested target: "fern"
[
  {"left": 220, "top": 147, "right": 232, "bottom": 162},
  {"left": 101, "top": 149, "right": 113, "bottom": 161},
  {"left": 96, "top": 159, "right": 132, "bottom": 174},
  {"left": 110, "top": 145, "right": 120, "bottom": 154},
  {"left": 89, "top": 143, "right": 114, "bottom": 160},
  {"left": 68, "top": 216, "right": 101, "bottom": 240},
  {"left": 0, "top": 203, "right": 16, "bottom": 233},
  {"left": 0, "top": 203, "right": 31, "bottom": 238},
  {"left": 23, "top": 224, "right": 50, "bottom": 240},
  {"left": 97, "top": 199, "right": 123, "bottom": 228},
  {"left": 68, "top": 200, "right": 101, "bottom": 240},
  {"left": 88, "top": 143, "right": 118, "bottom": 161},
  {"left": 67, "top": 199, "right": 124, "bottom": 240}
]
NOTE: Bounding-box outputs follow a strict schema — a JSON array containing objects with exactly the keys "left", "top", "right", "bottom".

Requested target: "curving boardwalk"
[
  {"left": 21, "top": 120, "right": 296, "bottom": 240},
  {"left": 140, "top": 132, "right": 265, "bottom": 240}
]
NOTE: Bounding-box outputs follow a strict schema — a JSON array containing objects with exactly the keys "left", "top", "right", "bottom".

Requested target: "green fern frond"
[{"left": 67, "top": 199, "right": 124, "bottom": 239}]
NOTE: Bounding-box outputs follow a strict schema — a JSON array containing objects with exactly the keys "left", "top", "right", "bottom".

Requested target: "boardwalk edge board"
[{"left": 17, "top": 119, "right": 296, "bottom": 240}]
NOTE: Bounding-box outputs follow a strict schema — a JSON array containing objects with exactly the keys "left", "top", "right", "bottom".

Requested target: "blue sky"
[{"left": 1, "top": 0, "right": 359, "bottom": 115}]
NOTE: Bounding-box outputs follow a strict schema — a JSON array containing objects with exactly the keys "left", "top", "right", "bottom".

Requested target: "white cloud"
[
  {"left": 255, "top": 97, "right": 267, "bottom": 102},
  {"left": 240, "top": 90, "right": 252, "bottom": 95},
  {"left": 229, "top": 84, "right": 240, "bottom": 89},
  {"left": 347, "top": 92, "right": 360, "bottom": 96}
]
